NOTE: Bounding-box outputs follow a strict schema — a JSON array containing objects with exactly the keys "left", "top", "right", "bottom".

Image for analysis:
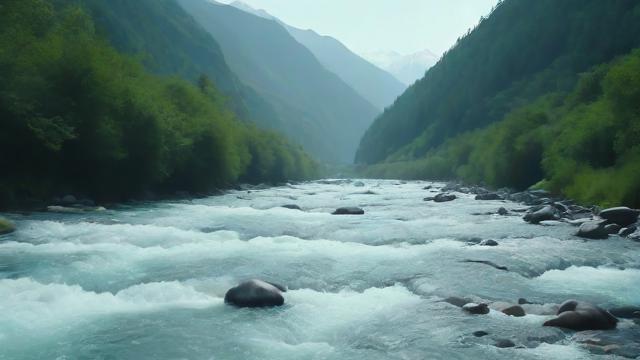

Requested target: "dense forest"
[
  {"left": 357, "top": 0, "right": 640, "bottom": 207},
  {"left": 0, "top": 0, "right": 317, "bottom": 208}
]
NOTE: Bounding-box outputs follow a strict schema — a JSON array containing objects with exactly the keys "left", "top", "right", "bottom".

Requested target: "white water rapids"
[{"left": 0, "top": 180, "right": 638, "bottom": 359}]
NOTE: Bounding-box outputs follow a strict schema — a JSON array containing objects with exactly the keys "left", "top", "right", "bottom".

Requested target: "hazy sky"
[{"left": 217, "top": 0, "right": 499, "bottom": 56}]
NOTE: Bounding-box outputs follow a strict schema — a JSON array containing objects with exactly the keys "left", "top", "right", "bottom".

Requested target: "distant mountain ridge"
[
  {"left": 229, "top": 1, "right": 407, "bottom": 110},
  {"left": 365, "top": 49, "right": 439, "bottom": 86},
  {"left": 179, "top": 0, "right": 380, "bottom": 163}
]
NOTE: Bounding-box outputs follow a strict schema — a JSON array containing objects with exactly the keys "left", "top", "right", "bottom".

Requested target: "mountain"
[
  {"left": 365, "top": 49, "right": 439, "bottom": 86},
  {"left": 229, "top": 1, "right": 406, "bottom": 111},
  {"left": 178, "top": 0, "right": 379, "bottom": 163},
  {"left": 60, "top": 0, "right": 283, "bottom": 131},
  {"left": 357, "top": 0, "right": 640, "bottom": 207}
]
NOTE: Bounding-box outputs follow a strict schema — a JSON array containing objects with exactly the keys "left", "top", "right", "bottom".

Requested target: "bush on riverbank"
[
  {"left": 0, "top": 0, "right": 318, "bottom": 208},
  {"left": 361, "top": 49, "right": 640, "bottom": 208}
]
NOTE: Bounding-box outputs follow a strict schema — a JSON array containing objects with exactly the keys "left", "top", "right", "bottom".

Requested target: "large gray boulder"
[
  {"left": 224, "top": 279, "right": 285, "bottom": 308},
  {"left": 523, "top": 205, "right": 558, "bottom": 224},
  {"left": 599, "top": 207, "right": 639, "bottom": 227},
  {"left": 434, "top": 193, "right": 457, "bottom": 202},
  {"left": 543, "top": 300, "right": 618, "bottom": 331},
  {"left": 576, "top": 221, "right": 609, "bottom": 239}
]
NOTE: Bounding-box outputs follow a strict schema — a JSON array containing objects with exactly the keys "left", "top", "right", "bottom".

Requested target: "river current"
[{"left": 1, "top": 179, "right": 638, "bottom": 359}]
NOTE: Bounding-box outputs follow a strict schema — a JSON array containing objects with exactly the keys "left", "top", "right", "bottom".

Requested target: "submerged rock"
[
  {"left": 353, "top": 181, "right": 365, "bottom": 187},
  {"left": 608, "top": 306, "right": 640, "bottom": 318},
  {"left": 497, "top": 207, "right": 509, "bottom": 216},
  {"left": 224, "top": 279, "right": 285, "bottom": 308},
  {"left": 332, "top": 207, "right": 365, "bottom": 215},
  {"left": 281, "top": 204, "right": 301, "bottom": 210},
  {"left": 473, "top": 330, "right": 489, "bottom": 337},
  {"left": 463, "top": 303, "right": 490, "bottom": 315},
  {"left": 543, "top": 300, "right": 618, "bottom": 331},
  {"left": 0, "top": 217, "right": 15, "bottom": 235},
  {"left": 576, "top": 221, "right": 609, "bottom": 239},
  {"left": 479, "top": 239, "right": 499, "bottom": 246},
  {"left": 599, "top": 207, "right": 640, "bottom": 227},
  {"left": 444, "top": 296, "right": 472, "bottom": 308},
  {"left": 494, "top": 339, "right": 516, "bottom": 348}
]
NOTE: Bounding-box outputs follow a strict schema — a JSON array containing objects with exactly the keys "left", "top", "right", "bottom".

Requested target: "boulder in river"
[
  {"left": 463, "top": 303, "right": 490, "bottom": 315},
  {"left": 604, "top": 224, "right": 621, "bottom": 235},
  {"left": 479, "top": 239, "right": 499, "bottom": 246},
  {"left": 224, "top": 279, "right": 285, "bottom": 308},
  {"left": 523, "top": 205, "right": 559, "bottom": 224},
  {"left": 475, "top": 193, "right": 502, "bottom": 201},
  {"left": 353, "top": 181, "right": 365, "bottom": 187},
  {"left": 494, "top": 339, "right": 516, "bottom": 348},
  {"left": 332, "top": 207, "right": 365, "bottom": 215},
  {"left": 497, "top": 207, "right": 509, "bottom": 216},
  {"left": 0, "top": 217, "right": 15, "bottom": 235},
  {"left": 543, "top": 300, "right": 618, "bottom": 331},
  {"left": 500, "top": 305, "right": 526, "bottom": 317},
  {"left": 599, "top": 207, "right": 640, "bottom": 227},
  {"left": 576, "top": 221, "right": 609, "bottom": 239},
  {"left": 619, "top": 226, "right": 637, "bottom": 237},
  {"left": 608, "top": 306, "right": 640, "bottom": 319},
  {"left": 433, "top": 193, "right": 457, "bottom": 203}
]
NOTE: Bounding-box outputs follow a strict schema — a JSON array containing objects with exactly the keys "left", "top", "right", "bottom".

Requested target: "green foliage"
[
  {"left": 362, "top": 50, "right": 640, "bottom": 207},
  {"left": 357, "top": 0, "right": 640, "bottom": 165},
  {"left": 0, "top": 0, "right": 317, "bottom": 207}
]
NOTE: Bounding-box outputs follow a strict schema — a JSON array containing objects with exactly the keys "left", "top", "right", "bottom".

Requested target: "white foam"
[
  {"left": 532, "top": 266, "right": 640, "bottom": 304},
  {"left": 0, "top": 278, "right": 221, "bottom": 334}
]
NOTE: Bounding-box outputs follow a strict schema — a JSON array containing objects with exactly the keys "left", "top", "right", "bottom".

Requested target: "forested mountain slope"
[
  {"left": 357, "top": 0, "right": 640, "bottom": 165},
  {"left": 0, "top": 0, "right": 317, "bottom": 208},
  {"left": 57, "top": 0, "right": 283, "bottom": 132},
  {"left": 178, "top": 0, "right": 380, "bottom": 164},
  {"left": 358, "top": 0, "right": 640, "bottom": 207}
]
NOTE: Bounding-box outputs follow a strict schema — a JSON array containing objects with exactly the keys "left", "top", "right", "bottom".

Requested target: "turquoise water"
[{"left": 1, "top": 180, "right": 638, "bottom": 359}]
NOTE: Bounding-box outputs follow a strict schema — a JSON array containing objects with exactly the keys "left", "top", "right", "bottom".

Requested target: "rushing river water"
[{"left": 1, "top": 179, "right": 639, "bottom": 359}]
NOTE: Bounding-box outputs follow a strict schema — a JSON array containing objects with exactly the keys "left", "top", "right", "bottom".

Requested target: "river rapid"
[{"left": 1, "top": 179, "right": 639, "bottom": 359}]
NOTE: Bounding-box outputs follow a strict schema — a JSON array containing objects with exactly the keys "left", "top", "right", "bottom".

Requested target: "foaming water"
[{"left": 0, "top": 179, "right": 638, "bottom": 359}]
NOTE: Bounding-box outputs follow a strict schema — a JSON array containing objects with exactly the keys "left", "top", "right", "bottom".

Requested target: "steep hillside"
[
  {"left": 286, "top": 27, "right": 406, "bottom": 110},
  {"left": 230, "top": 1, "right": 406, "bottom": 110},
  {"left": 58, "top": 0, "right": 283, "bottom": 132},
  {"left": 357, "top": 0, "right": 640, "bottom": 165},
  {"left": 179, "top": 0, "right": 379, "bottom": 163}
]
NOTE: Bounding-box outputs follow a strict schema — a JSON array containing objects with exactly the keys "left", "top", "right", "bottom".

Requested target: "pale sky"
[{"left": 217, "top": 0, "right": 499, "bottom": 56}]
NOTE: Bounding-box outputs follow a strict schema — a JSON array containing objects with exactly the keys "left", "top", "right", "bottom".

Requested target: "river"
[{"left": 1, "top": 179, "right": 639, "bottom": 359}]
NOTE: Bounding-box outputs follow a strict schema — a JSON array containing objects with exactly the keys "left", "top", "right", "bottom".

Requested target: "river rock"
[
  {"left": 434, "top": 193, "right": 457, "bottom": 202},
  {"left": 619, "top": 226, "right": 637, "bottom": 237},
  {"left": 332, "top": 207, "right": 365, "bottom": 215},
  {"left": 494, "top": 339, "right": 516, "bottom": 348},
  {"left": 281, "top": 204, "right": 301, "bottom": 210},
  {"left": 444, "top": 296, "right": 471, "bottom": 307},
  {"left": 604, "top": 224, "right": 621, "bottom": 234},
  {"left": 576, "top": 221, "right": 609, "bottom": 239},
  {"left": 353, "top": 181, "right": 365, "bottom": 187},
  {"left": 0, "top": 217, "right": 15, "bottom": 235},
  {"left": 497, "top": 207, "right": 509, "bottom": 216},
  {"left": 608, "top": 306, "right": 640, "bottom": 318},
  {"left": 523, "top": 205, "right": 558, "bottom": 224},
  {"left": 501, "top": 305, "right": 526, "bottom": 317},
  {"left": 479, "top": 239, "right": 499, "bottom": 246},
  {"left": 543, "top": 300, "right": 618, "bottom": 331},
  {"left": 599, "top": 207, "right": 640, "bottom": 227},
  {"left": 224, "top": 279, "right": 285, "bottom": 308},
  {"left": 473, "top": 330, "right": 489, "bottom": 337},
  {"left": 463, "top": 303, "right": 490, "bottom": 315},
  {"left": 475, "top": 193, "right": 502, "bottom": 201}
]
